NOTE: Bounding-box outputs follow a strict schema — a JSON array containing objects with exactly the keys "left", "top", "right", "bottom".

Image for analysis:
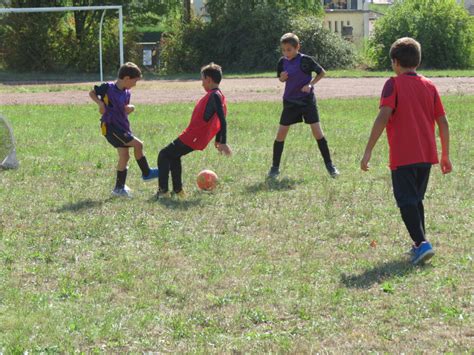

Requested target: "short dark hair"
[
  {"left": 280, "top": 33, "right": 300, "bottom": 48},
  {"left": 118, "top": 62, "right": 142, "bottom": 79},
  {"left": 201, "top": 62, "right": 222, "bottom": 84},
  {"left": 389, "top": 37, "right": 421, "bottom": 68}
]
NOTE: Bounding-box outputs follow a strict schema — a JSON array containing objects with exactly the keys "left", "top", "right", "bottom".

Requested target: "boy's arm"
[
  {"left": 89, "top": 88, "right": 106, "bottom": 114},
  {"left": 435, "top": 115, "right": 452, "bottom": 174},
  {"left": 360, "top": 106, "right": 393, "bottom": 171},
  {"left": 212, "top": 94, "right": 232, "bottom": 155},
  {"left": 277, "top": 57, "right": 288, "bottom": 82},
  {"left": 302, "top": 58, "right": 325, "bottom": 93}
]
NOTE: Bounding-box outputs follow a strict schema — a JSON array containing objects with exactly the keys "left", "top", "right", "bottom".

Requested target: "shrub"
[
  {"left": 369, "top": 0, "right": 474, "bottom": 69},
  {"left": 289, "top": 16, "right": 356, "bottom": 69},
  {"left": 160, "top": 12, "right": 356, "bottom": 73}
]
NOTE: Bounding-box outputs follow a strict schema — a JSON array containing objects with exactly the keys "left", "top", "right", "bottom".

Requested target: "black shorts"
[
  {"left": 391, "top": 163, "right": 432, "bottom": 208},
  {"left": 280, "top": 96, "right": 320, "bottom": 126},
  {"left": 101, "top": 122, "right": 134, "bottom": 148}
]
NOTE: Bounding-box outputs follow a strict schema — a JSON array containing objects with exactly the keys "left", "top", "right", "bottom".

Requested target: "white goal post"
[
  {"left": 0, "top": 115, "right": 18, "bottom": 169},
  {"left": 0, "top": 5, "right": 124, "bottom": 81}
]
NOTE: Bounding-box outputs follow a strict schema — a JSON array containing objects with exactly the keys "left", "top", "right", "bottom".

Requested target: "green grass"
[
  {"left": 0, "top": 96, "right": 473, "bottom": 352},
  {"left": 1, "top": 68, "right": 473, "bottom": 93}
]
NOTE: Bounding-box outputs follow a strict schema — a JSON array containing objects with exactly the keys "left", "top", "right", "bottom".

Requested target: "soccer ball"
[{"left": 197, "top": 169, "right": 218, "bottom": 191}]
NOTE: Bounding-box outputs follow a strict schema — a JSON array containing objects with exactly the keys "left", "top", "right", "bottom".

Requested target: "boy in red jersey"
[
  {"left": 156, "top": 63, "right": 232, "bottom": 199},
  {"left": 361, "top": 37, "right": 452, "bottom": 265}
]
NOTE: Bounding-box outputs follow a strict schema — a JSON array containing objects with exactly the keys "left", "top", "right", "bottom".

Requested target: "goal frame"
[
  {"left": 0, "top": 5, "right": 124, "bottom": 81},
  {"left": 0, "top": 115, "right": 18, "bottom": 170}
]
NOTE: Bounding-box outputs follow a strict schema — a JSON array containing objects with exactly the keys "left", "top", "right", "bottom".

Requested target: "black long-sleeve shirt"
[{"left": 204, "top": 89, "right": 227, "bottom": 144}]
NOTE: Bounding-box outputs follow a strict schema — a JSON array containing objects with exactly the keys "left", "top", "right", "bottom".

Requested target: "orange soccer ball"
[{"left": 197, "top": 169, "right": 218, "bottom": 191}]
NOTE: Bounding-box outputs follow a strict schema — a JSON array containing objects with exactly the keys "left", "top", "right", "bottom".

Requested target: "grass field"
[{"left": 0, "top": 96, "right": 473, "bottom": 352}]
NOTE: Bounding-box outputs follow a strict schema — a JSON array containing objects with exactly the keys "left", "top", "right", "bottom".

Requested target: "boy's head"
[
  {"left": 201, "top": 62, "right": 222, "bottom": 90},
  {"left": 389, "top": 37, "right": 421, "bottom": 72},
  {"left": 280, "top": 33, "right": 300, "bottom": 60},
  {"left": 117, "top": 62, "right": 142, "bottom": 89}
]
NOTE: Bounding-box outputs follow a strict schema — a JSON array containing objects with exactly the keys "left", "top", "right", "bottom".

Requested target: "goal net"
[{"left": 0, "top": 114, "right": 18, "bottom": 169}]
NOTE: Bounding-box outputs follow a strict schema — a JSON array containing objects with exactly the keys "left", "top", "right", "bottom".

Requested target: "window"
[{"left": 328, "top": 21, "right": 332, "bottom": 31}]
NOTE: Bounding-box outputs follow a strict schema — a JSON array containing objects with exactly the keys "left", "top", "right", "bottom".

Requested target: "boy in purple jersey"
[
  {"left": 89, "top": 62, "right": 158, "bottom": 198},
  {"left": 268, "top": 33, "right": 339, "bottom": 179}
]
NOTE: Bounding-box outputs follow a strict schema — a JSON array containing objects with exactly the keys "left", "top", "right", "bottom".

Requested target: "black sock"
[
  {"left": 272, "top": 140, "right": 284, "bottom": 168},
  {"left": 115, "top": 169, "right": 127, "bottom": 189},
  {"left": 400, "top": 204, "right": 426, "bottom": 246},
  {"left": 418, "top": 201, "right": 425, "bottom": 234},
  {"left": 317, "top": 137, "right": 332, "bottom": 165},
  {"left": 136, "top": 156, "right": 150, "bottom": 176}
]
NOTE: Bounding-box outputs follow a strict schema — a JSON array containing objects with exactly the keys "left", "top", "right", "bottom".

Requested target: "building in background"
[{"left": 323, "top": 0, "right": 374, "bottom": 45}]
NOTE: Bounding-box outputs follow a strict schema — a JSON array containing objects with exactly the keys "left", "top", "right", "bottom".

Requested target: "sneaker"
[
  {"left": 156, "top": 190, "right": 171, "bottom": 199},
  {"left": 412, "top": 241, "right": 435, "bottom": 265},
  {"left": 142, "top": 168, "right": 159, "bottom": 181},
  {"left": 175, "top": 189, "right": 186, "bottom": 200},
  {"left": 267, "top": 166, "right": 280, "bottom": 179},
  {"left": 112, "top": 185, "right": 132, "bottom": 198},
  {"left": 325, "top": 162, "right": 340, "bottom": 178}
]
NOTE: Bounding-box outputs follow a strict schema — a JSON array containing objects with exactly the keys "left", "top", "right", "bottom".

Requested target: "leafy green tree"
[
  {"left": 370, "top": 0, "right": 473, "bottom": 69},
  {"left": 205, "top": 0, "right": 322, "bottom": 19}
]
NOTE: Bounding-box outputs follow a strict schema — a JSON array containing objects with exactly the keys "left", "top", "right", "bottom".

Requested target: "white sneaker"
[{"left": 112, "top": 185, "right": 132, "bottom": 198}]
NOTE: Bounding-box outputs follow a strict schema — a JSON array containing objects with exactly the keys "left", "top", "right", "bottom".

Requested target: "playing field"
[{"left": 0, "top": 96, "right": 473, "bottom": 352}]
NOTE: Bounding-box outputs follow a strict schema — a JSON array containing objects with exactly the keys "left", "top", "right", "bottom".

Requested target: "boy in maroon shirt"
[
  {"left": 156, "top": 63, "right": 232, "bottom": 199},
  {"left": 361, "top": 37, "right": 452, "bottom": 265}
]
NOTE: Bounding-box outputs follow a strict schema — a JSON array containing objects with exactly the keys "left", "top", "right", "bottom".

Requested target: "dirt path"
[{"left": 1, "top": 77, "right": 473, "bottom": 105}]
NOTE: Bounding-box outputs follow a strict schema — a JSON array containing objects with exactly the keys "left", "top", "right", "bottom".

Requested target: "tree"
[{"left": 205, "top": 0, "right": 322, "bottom": 19}]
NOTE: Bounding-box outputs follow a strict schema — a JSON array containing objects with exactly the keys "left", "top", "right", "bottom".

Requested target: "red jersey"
[
  {"left": 179, "top": 89, "right": 227, "bottom": 150},
  {"left": 380, "top": 73, "right": 445, "bottom": 170}
]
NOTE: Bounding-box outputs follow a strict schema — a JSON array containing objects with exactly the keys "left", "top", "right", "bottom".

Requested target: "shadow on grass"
[
  {"left": 147, "top": 195, "right": 203, "bottom": 210},
  {"left": 245, "top": 177, "right": 304, "bottom": 193},
  {"left": 56, "top": 198, "right": 111, "bottom": 213},
  {"left": 340, "top": 259, "right": 427, "bottom": 289}
]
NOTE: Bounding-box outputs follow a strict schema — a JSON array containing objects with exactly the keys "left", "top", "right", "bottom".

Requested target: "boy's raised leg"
[{"left": 127, "top": 138, "right": 159, "bottom": 181}]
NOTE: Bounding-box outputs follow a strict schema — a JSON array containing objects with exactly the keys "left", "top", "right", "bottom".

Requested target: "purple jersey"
[
  {"left": 94, "top": 82, "right": 132, "bottom": 133},
  {"left": 277, "top": 53, "right": 323, "bottom": 101}
]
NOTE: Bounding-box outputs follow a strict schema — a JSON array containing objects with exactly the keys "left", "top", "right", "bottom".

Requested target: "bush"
[
  {"left": 289, "top": 16, "right": 356, "bottom": 69},
  {"left": 369, "top": 0, "right": 474, "bottom": 69},
  {"left": 160, "top": 11, "right": 356, "bottom": 73},
  {"left": 160, "top": 5, "right": 291, "bottom": 73}
]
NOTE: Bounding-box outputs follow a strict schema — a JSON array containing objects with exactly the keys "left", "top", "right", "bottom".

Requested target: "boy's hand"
[
  {"left": 125, "top": 104, "right": 135, "bottom": 114},
  {"left": 98, "top": 102, "right": 106, "bottom": 115},
  {"left": 301, "top": 84, "right": 312, "bottom": 93},
  {"left": 360, "top": 151, "right": 371, "bottom": 171},
  {"left": 216, "top": 143, "right": 232, "bottom": 156},
  {"left": 440, "top": 156, "right": 452, "bottom": 174},
  {"left": 279, "top": 71, "right": 289, "bottom": 82}
]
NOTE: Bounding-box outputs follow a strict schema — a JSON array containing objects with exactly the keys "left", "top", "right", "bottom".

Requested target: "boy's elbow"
[{"left": 436, "top": 115, "right": 449, "bottom": 127}]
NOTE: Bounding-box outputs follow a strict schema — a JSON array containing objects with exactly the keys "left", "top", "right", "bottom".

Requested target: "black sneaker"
[
  {"left": 325, "top": 162, "right": 340, "bottom": 178},
  {"left": 267, "top": 166, "right": 280, "bottom": 179}
]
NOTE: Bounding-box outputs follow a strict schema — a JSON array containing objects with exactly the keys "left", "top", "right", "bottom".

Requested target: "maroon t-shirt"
[{"left": 380, "top": 73, "right": 445, "bottom": 170}]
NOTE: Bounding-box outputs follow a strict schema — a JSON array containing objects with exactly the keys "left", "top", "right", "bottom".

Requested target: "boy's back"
[{"left": 381, "top": 73, "right": 445, "bottom": 169}]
